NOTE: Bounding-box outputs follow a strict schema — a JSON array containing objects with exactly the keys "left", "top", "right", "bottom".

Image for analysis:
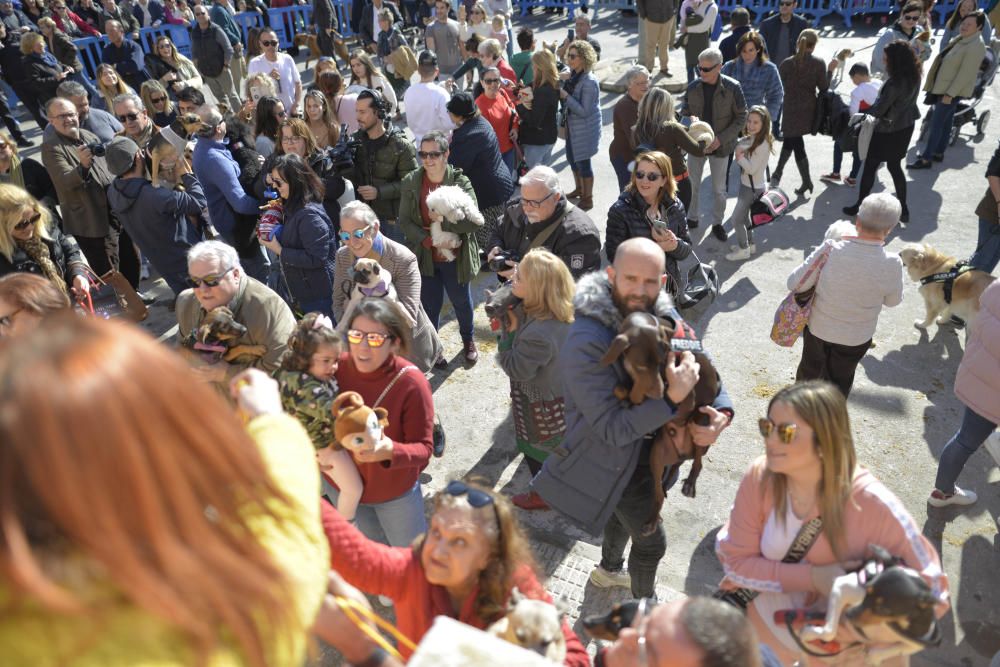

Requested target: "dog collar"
[{"left": 359, "top": 281, "right": 388, "bottom": 297}]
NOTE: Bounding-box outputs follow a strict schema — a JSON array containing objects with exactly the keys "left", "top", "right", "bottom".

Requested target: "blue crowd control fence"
[
  {"left": 234, "top": 10, "right": 265, "bottom": 43},
  {"left": 267, "top": 5, "right": 313, "bottom": 49},
  {"left": 516, "top": 0, "right": 577, "bottom": 19}
]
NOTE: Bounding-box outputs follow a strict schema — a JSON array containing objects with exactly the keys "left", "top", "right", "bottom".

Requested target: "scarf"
[
  {"left": 0, "top": 154, "right": 25, "bottom": 190},
  {"left": 17, "top": 234, "right": 68, "bottom": 296},
  {"left": 30, "top": 50, "right": 61, "bottom": 71}
]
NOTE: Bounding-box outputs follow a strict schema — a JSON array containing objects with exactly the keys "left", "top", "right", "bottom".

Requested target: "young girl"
[
  {"left": 490, "top": 13, "right": 509, "bottom": 51},
  {"left": 725, "top": 105, "right": 774, "bottom": 262},
  {"left": 276, "top": 313, "right": 363, "bottom": 521}
]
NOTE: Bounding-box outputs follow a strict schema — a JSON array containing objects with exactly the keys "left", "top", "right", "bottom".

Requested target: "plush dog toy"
[
  {"left": 425, "top": 185, "right": 484, "bottom": 262},
  {"left": 331, "top": 391, "right": 389, "bottom": 455},
  {"left": 487, "top": 587, "right": 567, "bottom": 663},
  {"left": 686, "top": 120, "right": 715, "bottom": 147}
]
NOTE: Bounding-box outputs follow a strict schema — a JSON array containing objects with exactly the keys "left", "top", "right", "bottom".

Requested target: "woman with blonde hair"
[
  {"left": 0, "top": 184, "right": 89, "bottom": 298},
  {"left": 303, "top": 89, "right": 341, "bottom": 149},
  {"left": 140, "top": 80, "right": 176, "bottom": 127},
  {"left": 716, "top": 380, "right": 948, "bottom": 665},
  {"left": 0, "top": 316, "right": 329, "bottom": 665},
  {"left": 605, "top": 150, "right": 691, "bottom": 293},
  {"left": 20, "top": 31, "right": 67, "bottom": 110},
  {"left": 515, "top": 48, "right": 559, "bottom": 169},
  {"left": 37, "top": 16, "right": 100, "bottom": 103},
  {"left": 238, "top": 72, "right": 278, "bottom": 123},
  {"left": 94, "top": 63, "right": 135, "bottom": 112},
  {"left": 498, "top": 248, "right": 575, "bottom": 510},
  {"left": 348, "top": 49, "right": 397, "bottom": 113},
  {"left": 560, "top": 39, "right": 601, "bottom": 210},
  {"left": 0, "top": 133, "right": 59, "bottom": 221}
]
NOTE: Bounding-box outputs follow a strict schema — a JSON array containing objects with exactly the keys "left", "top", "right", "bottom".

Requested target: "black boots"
[
  {"left": 771, "top": 148, "right": 791, "bottom": 186},
  {"left": 794, "top": 157, "right": 814, "bottom": 196}
]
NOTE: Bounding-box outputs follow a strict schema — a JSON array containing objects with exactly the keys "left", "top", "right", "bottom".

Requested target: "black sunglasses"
[
  {"left": 483, "top": 78, "right": 501, "bottom": 84},
  {"left": 634, "top": 170, "right": 662, "bottom": 182},
  {"left": 903, "top": 13, "right": 920, "bottom": 19},
  {"left": 14, "top": 212, "right": 41, "bottom": 230},
  {"left": 698, "top": 64, "right": 719, "bottom": 72},
  {"left": 261, "top": 39, "right": 278, "bottom": 46},
  {"left": 117, "top": 112, "right": 140, "bottom": 122},
  {"left": 151, "top": 95, "right": 167, "bottom": 104},
  {"left": 418, "top": 150, "right": 444, "bottom": 159},
  {"left": 187, "top": 266, "right": 234, "bottom": 288}
]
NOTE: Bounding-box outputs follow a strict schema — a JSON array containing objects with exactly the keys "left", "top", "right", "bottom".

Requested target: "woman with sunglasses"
[
  {"left": 716, "top": 380, "right": 948, "bottom": 665},
  {"left": 323, "top": 476, "right": 590, "bottom": 665},
  {"left": 259, "top": 154, "right": 337, "bottom": 317},
  {"left": 559, "top": 40, "right": 600, "bottom": 211},
  {"left": 49, "top": 0, "right": 100, "bottom": 38},
  {"left": 328, "top": 298, "right": 436, "bottom": 550},
  {"left": 871, "top": 0, "right": 932, "bottom": 77},
  {"left": 140, "top": 80, "right": 176, "bottom": 127},
  {"left": 0, "top": 184, "right": 89, "bottom": 299},
  {"left": 475, "top": 66, "right": 519, "bottom": 177},
  {"left": 253, "top": 95, "right": 285, "bottom": 158},
  {"left": 606, "top": 151, "right": 691, "bottom": 293},
  {"left": 274, "top": 118, "right": 346, "bottom": 229},
  {"left": 145, "top": 36, "right": 201, "bottom": 96}
]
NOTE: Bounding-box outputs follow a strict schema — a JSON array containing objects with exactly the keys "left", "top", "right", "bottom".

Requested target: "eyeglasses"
[
  {"left": 418, "top": 150, "right": 444, "bottom": 159},
  {"left": 346, "top": 329, "right": 395, "bottom": 347},
  {"left": 151, "top": 95, "right": 167, "bottom": 104},
  {"left": 698, "top": 64, "right": 719, "bottom": 72},
  {"left": 482, "top": 77, "right": 501, "bottom": 85},
  {"left": 338, "top": 226, "right": 371, "bottom": 241},
  {"left": 187, "top": 266, "right": 234, "bottom": 288},
  {"left": 903, "top": 14, "right": 920, "bottom": 20},
  {"left": 0, "top": 308, "right": 22, "bottom": 329},
  {"left": 53, "top": 111, "right": 78, "bottom": 121},
  {"left": 261, "top": 39, "right": 278, "bottom": 46},
  {"left": 634, "top": 170, "right": 662, "bottom": 182},
  {"left": 758, "top": 418, "right": 799, "bottom": 444},
  {"left": 157, "top": 42, "right": 171, "bottom": 48},
  {"left": 281, "top": 134, "right": 304, "bottom": 143},
  {"left": 520, "top": 191, "right": 555, "bottom": 208},
  {"left": 14, "top": 212, "right": 41, "bottom": 230},
  {"left": 117, "top": 112, "right": 140, "bottom": 122}
]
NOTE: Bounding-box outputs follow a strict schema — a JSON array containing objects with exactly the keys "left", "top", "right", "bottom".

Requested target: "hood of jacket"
[
  {"left": 108, "top": 176, "right": 148, "bottom": 213},
  {"left": 574, "top": 270, "right": 676, "bottom": 332}
]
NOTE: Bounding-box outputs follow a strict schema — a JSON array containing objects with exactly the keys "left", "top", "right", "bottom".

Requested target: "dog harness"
[{"left": 919, "top": 260, "right": 974, "bottom": 304}]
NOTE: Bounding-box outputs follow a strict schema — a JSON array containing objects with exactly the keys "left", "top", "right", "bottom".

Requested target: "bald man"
[
  {"left": 597, "top": 597, "right": 764, "bottom": 667},
  {"left": 533, "top": 237, "right": 734, "bottom": 600}
]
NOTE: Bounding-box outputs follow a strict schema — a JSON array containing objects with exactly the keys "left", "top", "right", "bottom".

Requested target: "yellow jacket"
[
  {"left": 0, "top": 414, "right": 329, "bottom": 667},
  {"left": 926, "top": 33, "right": 987, "bottom": 99}
]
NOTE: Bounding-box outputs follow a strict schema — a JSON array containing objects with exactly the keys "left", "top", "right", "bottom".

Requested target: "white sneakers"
[
  {"left": 928, "top": 485, "right": 978, "bottom": 507},
  {"left": 589, "top": 565, "right": 632, "bottom": 589},
  {"left": 984, "top": 432, "right": 1000, "bottom": 468},
  {"left": 725, "top": 246, "right": 754, "bottom": 261}
]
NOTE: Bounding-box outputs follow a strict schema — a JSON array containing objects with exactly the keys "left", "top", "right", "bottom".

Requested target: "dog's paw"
[
  {"left": 913, "top": 319, "right": 929, "bottom": 329},
  {"left": 681, "top": 479, "right": 697, "bottom": 498},
  {"left": 935, "top": 315, "right": 951, "bottom": 325}
]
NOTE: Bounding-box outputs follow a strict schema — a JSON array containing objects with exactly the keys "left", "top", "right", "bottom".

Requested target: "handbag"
[
  {"left": 748, "top": 174, "right": 790, "bottom": 227},
  {"left": 769, "top": 242, "right": 832, "bottom": 347},
  {"left": 75, "top": 266, "right": 148, "bottom": 322},
  {"left": 714, "top": 517, "right": 823, "bottom": 610},
  {"left": 671, "top": 250, "right": 719, "bottom": 324}
]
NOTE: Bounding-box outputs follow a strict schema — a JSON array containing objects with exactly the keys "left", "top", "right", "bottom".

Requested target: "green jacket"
[
  {"left": 275, "top": 369, "right": 338, "bottom": 450},
  {"left": 398, "top": 165, "right": 482, "bottom": 285},
  {"left": 348, "top": 125, "right": 419, "bottom": 222}
]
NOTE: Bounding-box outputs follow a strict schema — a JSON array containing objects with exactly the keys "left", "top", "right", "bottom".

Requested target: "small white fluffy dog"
[{"left": 425, "top": 186, "right": 484, "bottom": 261}]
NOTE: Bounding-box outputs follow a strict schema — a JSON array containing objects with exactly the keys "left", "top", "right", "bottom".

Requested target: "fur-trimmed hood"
[{"left": 574, "top": 270, "right": 677, "bottom": 331}]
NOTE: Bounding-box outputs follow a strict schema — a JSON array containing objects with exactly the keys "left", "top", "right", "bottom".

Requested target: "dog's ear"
[
  {"left": 600, "top": 334, "right": 630, "bottom": 366},
  {"left": 508, "top": 586, "right": 524, "bottom": 611}
]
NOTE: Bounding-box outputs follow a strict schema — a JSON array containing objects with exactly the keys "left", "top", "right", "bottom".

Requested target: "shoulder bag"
[
  {"left": 748, "top": 173, "right": 790, "bottom": 227},
  {"left": 75, "top": 265, "right": 148, "bottom": 322},
  {"left": 770, "top": 242, "right": 832, "bottom": 347}
]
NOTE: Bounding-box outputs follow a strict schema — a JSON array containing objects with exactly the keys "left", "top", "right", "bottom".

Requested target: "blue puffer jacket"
[
  {"left": 720, "top": 58, "right": 784, "bottom": 124},
  {"left": 277, "top": 202, "right": 337, "bottom": 305},
  {"left": 448, "top": 115, "right": 514, "bottom": 210},
  {"left": 532, "top": 271, "right": 734, "bottom": 535},
  {"left": 562, "top": 71, "right": 601, "bottom": 162}
]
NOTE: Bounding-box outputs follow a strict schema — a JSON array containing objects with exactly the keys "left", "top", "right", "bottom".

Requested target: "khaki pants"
[
  {"left": 205, "top": 68, "right": 241, "bottom": 113},
  {"left": 229, "top": 47, "right": 246, "bottom": 99},
  {"left": 641, "top": 17, "right": 676, "bottom": 72}
]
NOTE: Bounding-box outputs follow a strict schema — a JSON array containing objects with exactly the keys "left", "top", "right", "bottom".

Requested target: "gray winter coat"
[{"left": 531, "top": 271, "right": 733, "bottom": 535}]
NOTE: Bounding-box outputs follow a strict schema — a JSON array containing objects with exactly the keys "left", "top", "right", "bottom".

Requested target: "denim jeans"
[
  {"left": 934, "top": 405, "right": 997, "bottom": 494},
  {"left": 323, "top": 478, "right": 428, "bottom": 546},
  {"left": 421, "top": 260, "right": 475, "bottom": 342},
  {"left": 922, "top": 99, "right": 958, "bottom": 159},
  {"left": 726, "top": 185, "right": 762, "bottom": 249},
  {"left": 611, "top": 155, "right": 631, "bottom": 190},
  {"left": 501, "top": 148, "right": 516, "bottom": 176},
  {"left": 687, "top": 154, "right": 730, "bottom": 227},
  {"left": 523, "top": 143, "right": 554, "bottom": 170},
  {"left": 71, "top": 70, "right": 101, "bottom": 108},
  {"left": 299, "top": 296, "right": 333, "bottom": 318},
  {"left": 600, "top": 461, "right": 676, "bottom": 599},
  {"left": 832, "top": 137, "right": 861, "bottom": 178},
  {"left": 380, "top": 219, "right": 407, "bottom": 244},
  {"left": 970, "top": 216, "right": 1000, "bottom": 273}
]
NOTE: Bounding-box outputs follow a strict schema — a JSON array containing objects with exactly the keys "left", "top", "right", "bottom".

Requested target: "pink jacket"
[
  {"left": 955, "top": 280, "right": 1000, "bottom": 424},
  {"left": 716, "top": 456, "right": 948, "bottom": 599}
]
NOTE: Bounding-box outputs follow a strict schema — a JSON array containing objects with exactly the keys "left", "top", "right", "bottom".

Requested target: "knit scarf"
[
  {"left": 17, "top": 235, "right": 67, "bottom": 296},
  {"left": 0, "top": 154, "right": 25, "bottom": 190}
]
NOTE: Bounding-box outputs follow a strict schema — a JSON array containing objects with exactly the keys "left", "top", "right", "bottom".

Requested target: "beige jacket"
[
  {"left": 41, "top": 128, "right": 114, "bottom": 238},
  {"left": 925, "top": 33, "right": 987, "bottom": 99}
]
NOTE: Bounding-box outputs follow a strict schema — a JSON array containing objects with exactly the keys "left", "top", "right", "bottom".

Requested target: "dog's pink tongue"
[{"left": 490, "top": 318, "right": 500, "bottom": 332}]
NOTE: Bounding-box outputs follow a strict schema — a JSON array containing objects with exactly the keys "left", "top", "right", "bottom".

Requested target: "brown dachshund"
[
  {"left": 601, "top": 312, "right": 720, "bottom": 536},
  {"left": 193, "top": 306, "right": 267, "bottom": 363}
]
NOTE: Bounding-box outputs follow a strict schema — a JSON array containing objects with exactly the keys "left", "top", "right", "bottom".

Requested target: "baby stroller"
[{"left": 919, "top": 38, "right": 1000, "bottom": 146}]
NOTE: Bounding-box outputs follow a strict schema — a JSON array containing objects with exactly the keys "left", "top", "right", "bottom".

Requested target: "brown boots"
[
  {"left": 566, "top": 174, "right": 594, "bottom": 210},
  {"left": 566, "top": 173, "right": 583, "bottom": 199}
]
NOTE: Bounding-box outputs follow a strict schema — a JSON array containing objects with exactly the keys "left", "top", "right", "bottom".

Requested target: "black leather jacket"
[{"left": 865, "top": 76, "right": 920, "bottom": 134}]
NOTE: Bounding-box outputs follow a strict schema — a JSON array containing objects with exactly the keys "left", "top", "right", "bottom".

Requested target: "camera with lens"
[
  {"left": 87, "top": 142, "right": 107, "bottom": 157},
  {"left": 329, "top": 124, "right": 361, "bottom": 173},
  {"left": 488, "top": 250, "right": 521, "bottom": 272}
]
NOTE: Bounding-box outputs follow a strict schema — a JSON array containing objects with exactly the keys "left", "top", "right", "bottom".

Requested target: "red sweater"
[
  {"left": 322, "top": 502, "right": 591, "bottom": 666},
  {"left": 333, "top": 353, "right": 433, "bottom": 503},
  {"left": 475, "top": 89, "right": 519, "bottom": 153}
]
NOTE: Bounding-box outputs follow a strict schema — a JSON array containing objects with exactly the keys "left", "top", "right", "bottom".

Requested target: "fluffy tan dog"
[
  {"left": 899, "top": 243, "right": 995, "bottom": 330},
  {"left": 487, "top": 588, "right": 566, "bottom": 663}
]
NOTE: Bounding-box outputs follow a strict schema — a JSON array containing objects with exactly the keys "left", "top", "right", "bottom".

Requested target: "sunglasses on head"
[
  {"left": 418, "top": 150, "right": 444, "bottom": 159},
  {"left": 187, "top": 266, "right": 233, "bottom": 288},
  {"left": 15, "top": 212, "right": 41, "bottom": 231},
  {"left": 261, "top": 39, "right": 278, "bottom": 46},
  {"left": 445, "top": 480, "right": 495, "bottom": 508},
  {"left": 339, "top": 226, "right": 371, "bottom": 241},
  {"left": 117, "top": 112, "right": 140, "bottom": 122},
  {"left": 634, "top": 170, "right": 661, "bottom": 182},
  {"left": 758, "top": 418, "right": 798, "bottom": 444},
  {"left": 346, "top": 329, "right": 395, "bottom": 347}
]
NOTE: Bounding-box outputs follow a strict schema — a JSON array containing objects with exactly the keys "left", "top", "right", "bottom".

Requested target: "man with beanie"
[
  {"left": 402, "top": 51, "right": 455, "bottom": 146},
  {"left": 105, "top": 136, "right": 208, "bottom": 300}
]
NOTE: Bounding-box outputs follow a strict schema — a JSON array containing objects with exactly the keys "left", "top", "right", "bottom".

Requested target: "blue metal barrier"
[
  {"left": 333, "top": 0, "right": 357, "bottom": 38},
  {"left": 74, "top": 36, "right": 106, "bottom": 82},
  {"left": 267, "top": 5, "right": 313, "bottom": 49},
  {"left": 234, "top": 11, "right": 265, "bottom": 43},
  {"left": 517, "top": 0, "right": 576, "bottom": 19},
  {"left": 797, "top": 0, "right": 837, "bottom": 25},
  {"left": 837, "top": 0, "right": 896, "bottom": 27}
]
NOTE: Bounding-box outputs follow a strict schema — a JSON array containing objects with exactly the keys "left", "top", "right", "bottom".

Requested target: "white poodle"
[{"left": 425, "top": 186, "right": 484, "bottom": 261}]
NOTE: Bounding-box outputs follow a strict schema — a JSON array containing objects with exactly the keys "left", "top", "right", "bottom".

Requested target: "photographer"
[
  {"left": 41, "top": 97, "right": 141, "bottom": 286},
  {"left": 487, "top": 165, "right": 600, "bottom": 281}
]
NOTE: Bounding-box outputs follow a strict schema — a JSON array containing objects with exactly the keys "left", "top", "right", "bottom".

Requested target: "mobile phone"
[
  {"left": 250, "top": 85, "right": 263, "bottom": 102},
  {"left": 567, "top": 28, "right": 575, "bottom": 42}
]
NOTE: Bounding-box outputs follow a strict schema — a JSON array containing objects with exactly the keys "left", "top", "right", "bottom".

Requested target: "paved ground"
[{"left": 13, "top": 11, "right": 998, "bottom": 665}]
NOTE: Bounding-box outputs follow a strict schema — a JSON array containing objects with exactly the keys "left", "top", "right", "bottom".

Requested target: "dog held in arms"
[
  {"left": 338, "top": 257, "right": 416, "bottom": 331},
  {"left": 183, "top": 306, "right": 266, "bottom": 364},
  {"left": 899, "top": 242, "right": 995, "bottom": 331},
  {"left": 425, "top": 185, "right": 485, "bottom": 262},
  {"left": 600, "top": 311, "right": 720, "bottom": 535},
  {"left": 487, "top": 587, "right": 567, "bottom": 663}
]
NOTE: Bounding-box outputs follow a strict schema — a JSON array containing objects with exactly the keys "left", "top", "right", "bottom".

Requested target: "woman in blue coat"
[
  {"left": 559, "top": 40, "right": 601, "bottom": 211},
  {"left": 260, "top": 154, "right": 337, "bottom": 317}
]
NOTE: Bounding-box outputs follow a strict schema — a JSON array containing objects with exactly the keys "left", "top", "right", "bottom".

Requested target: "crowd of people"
[{"left": 1, "top": 0, "right": 999, "bottom": 665}]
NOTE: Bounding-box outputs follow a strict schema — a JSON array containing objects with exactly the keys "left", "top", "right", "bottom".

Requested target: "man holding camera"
[
  {"left": 41, "top": 97, "right": 141, "bottom": 287},
  {"left": 486, "top": 165, "right": 600, "bottom": 281}
]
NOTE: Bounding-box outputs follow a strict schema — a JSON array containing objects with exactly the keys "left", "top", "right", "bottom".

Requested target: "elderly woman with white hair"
[
  {"left": 332, "top": 201, "right": 444, "bottom": 372},
  {"left": 787, "top": 193, "right": 904, "bottom": 397}
]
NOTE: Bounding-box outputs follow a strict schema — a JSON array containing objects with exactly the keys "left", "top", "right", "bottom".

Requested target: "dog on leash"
[
  {"left": 339, "top": 258, "right": 415, "bottom": 331},
  {"left": 184, "top": 306, "right": 267, "bottom": 364},
  {"left": 789, "top": 545, "right": 942, "bottom": 665},
  {"left": 899, "top": 242, "right": 995, "bottom": 330},
  {"left": 487, "top": 587, "right": 566, "bottom": 663},
  {"left": 600, "top": 312, "right": 720, "bottom": 534},
  {"left": 425, "top": 186, "right": 485, "bottom": 262},
  {"left": 293, "top": 33, "right": 322, "bottom": 69}
]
